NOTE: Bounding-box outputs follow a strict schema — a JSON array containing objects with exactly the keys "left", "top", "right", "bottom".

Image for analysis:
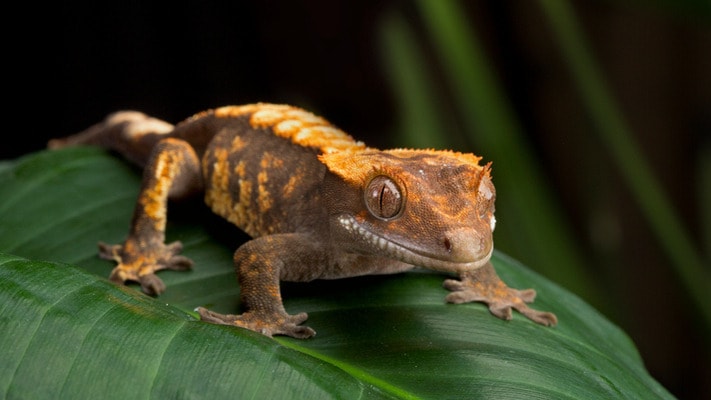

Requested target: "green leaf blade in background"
[
  {"left": 0, "top": 147, "right": 673, "bottom": 398},
  {"left": 538, "top": 0, "right": 711, "bottom": 333}
]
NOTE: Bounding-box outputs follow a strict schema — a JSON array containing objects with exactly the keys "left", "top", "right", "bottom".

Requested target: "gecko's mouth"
[{"left": 336, "top": 215, "right": 492, "bottom": 272}]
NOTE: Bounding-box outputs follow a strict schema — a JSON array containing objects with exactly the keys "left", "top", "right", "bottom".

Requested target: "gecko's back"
[
  {"left": 196, "top": 105, "right": 366, "bottom": 237},
  {"left": 51, "top": 103, "right": 366, "bottom": 238}
]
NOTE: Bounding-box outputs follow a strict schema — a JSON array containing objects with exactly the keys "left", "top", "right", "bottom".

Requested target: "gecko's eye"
[{"left": 364, "top": 175, "right": 403, "bottom": 220}]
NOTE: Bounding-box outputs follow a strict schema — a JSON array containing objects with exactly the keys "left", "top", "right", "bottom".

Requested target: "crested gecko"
[{"left": 49, "top": 103, "right": 557, "bottom": 338}]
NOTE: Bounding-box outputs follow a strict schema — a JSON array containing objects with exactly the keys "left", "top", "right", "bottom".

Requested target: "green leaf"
[
  {"left": 0, "top": 254, "right": 382, "bottom": 399},
  {"left": 0, "top": 148, "right": 673, "bottom": 399}
]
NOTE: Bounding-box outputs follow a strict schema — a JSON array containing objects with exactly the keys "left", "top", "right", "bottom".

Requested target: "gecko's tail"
[{"left": 48, "top": 111, "right": 175, "bottom": 167}]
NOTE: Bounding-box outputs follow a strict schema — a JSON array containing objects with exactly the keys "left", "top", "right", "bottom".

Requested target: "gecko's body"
[{"left": 50, "top": 103, "right": 556, "bottom": 338}]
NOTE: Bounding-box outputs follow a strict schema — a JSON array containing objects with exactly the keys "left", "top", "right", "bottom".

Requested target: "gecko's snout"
[{"left": 441, "top": 227, "right": 492, "bottom": 263}]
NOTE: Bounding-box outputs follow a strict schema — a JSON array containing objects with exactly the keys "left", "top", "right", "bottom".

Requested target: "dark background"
[{"left": 5, "top": 1, "right": 709, "bottom": 398}]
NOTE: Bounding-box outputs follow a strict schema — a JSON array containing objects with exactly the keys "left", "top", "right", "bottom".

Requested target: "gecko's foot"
[
  {"left": 444, "top": 263, "right": 557, "bottom": 326},
  {"left": 197, "top": 307, "right": 316, "bottom": 339},
  {"left": 98, "top": 240, "right": 194, "bottom": 296}
]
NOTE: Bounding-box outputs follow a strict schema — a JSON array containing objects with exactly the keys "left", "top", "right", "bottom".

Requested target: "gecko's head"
[{"left": 320, "top": 148, "right": 496, "bottom": 273}]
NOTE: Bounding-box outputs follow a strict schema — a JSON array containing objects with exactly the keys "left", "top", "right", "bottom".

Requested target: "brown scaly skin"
[{"left": 49, "top": 103, "right": 557, "bottom": 338}]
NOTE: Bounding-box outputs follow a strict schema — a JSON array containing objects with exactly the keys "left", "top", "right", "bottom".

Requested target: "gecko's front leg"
[
  {"left": 198, "top": 234, "right": 330, "bottom": 338},
  {"left": 444, "top": 262, "right": 558, "bottom": 326},
  {"left": 102, "top": 137, "right": 201, "bottom": 295}
]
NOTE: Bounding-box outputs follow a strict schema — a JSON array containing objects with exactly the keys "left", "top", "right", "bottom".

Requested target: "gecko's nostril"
[{"left": 443, "top": 237, "right": 452, "bottom": 252}]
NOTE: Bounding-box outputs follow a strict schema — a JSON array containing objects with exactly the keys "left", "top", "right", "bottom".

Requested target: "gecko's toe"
[
  {"left": 514, "top": 288, "right": 537, "bottom": 303},
  {"left": 197, "top": 307, "right": 238, "bottom": 325},
  {"left": 98, "top": 242, "right": 122, "bottom": 261},
  {"left": 138, "top": 273, "right": 166, "bottom": 296},
  {"left": 280, "top": 324, "right": 316, "bottom": 339},
  {"left": 517, "top": 307, "right": 558, "bottom": 326},
  {"left": 166, "top": 255, "right": 193, "bottom": 271}
]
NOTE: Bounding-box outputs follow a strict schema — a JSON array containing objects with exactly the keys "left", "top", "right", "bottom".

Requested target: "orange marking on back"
[
  {"left": 236, "top": 179, "right": 256, "bottom": 235},
  {"left": 234, "top": 160, "right": 247, "bottom": 179},
  {"left": 212, "top": 105, "right": 260, "bottom": 119},
  {"left": 215, "top": 103, "right": 367, "bottom": 154},
  {"left": 256, "top": 152, "right": 281, "bottom": 215},
  {"left": 231, "top": 136, "right": 247, "bottom": 152},
  {"left": 231, "top": 161, "right": 253, "bottom": 231},
  {"left": 204, "top": 148, "right": 233, "bottom": 221},
  {"left": 259, "top": 152, "right": 284, "bottom": 169},
  {"left": 282, "top": 173, "right": 302, "bottom": 198},
  {"left": 257, "top": 169, "right": 272, "bottom": 214}
]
